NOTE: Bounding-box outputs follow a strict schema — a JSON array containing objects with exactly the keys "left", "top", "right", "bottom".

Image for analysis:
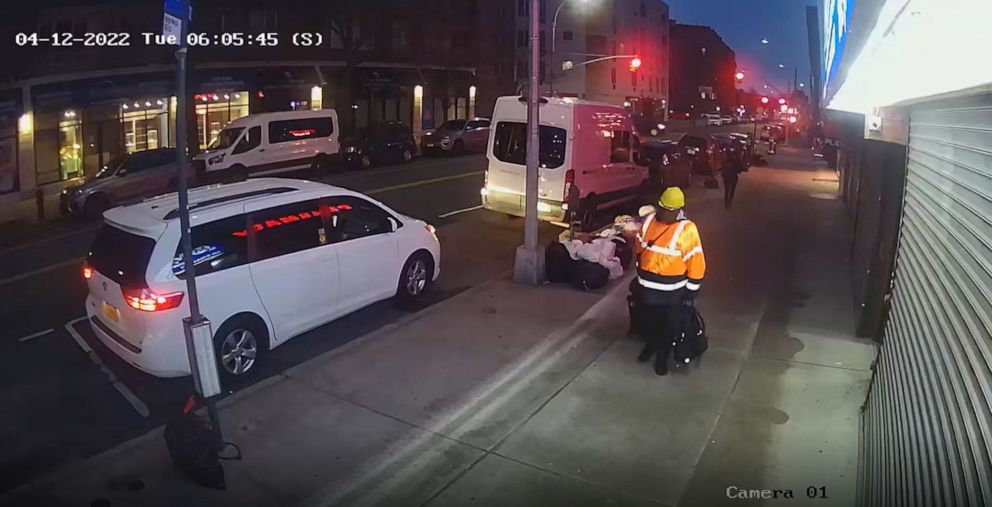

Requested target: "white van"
[
  {"left": 481, "top": 96, "right": 650, "bottom": 230},
  {"left": 193, "top": 110, "right": 341, "bottom": 180}
]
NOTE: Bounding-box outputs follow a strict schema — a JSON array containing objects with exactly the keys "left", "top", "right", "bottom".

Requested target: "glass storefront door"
[
  {"left": 122, "top": 100, "right": 170, "bottom": 154},
  {"left": 195, "top": 92, "right": 249, "bottom": 149},
  {"left": 59, "top": 112, "right": 83, "bottom": 180}
]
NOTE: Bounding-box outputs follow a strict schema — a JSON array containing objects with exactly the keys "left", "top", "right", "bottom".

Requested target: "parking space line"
[
  {"left": 18, "top": 328, "right": 55, "bottom": 342},
  {"left": 63, "top": 317, "right": 150, "bottom": 418},
  {"left": 0, "top": 257, "right": 85, "bottom": 286},
  {"left": 437, "top": 205, "right": 483, "bottom": 219}
]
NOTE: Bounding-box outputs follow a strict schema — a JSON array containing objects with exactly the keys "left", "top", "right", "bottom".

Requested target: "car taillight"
[
  {"left": 83, "top": 264, "right": 93, "bottom": 280},
  {"left": 563, "top": 169, "right": 575, "bottom": 198},
  {"left": 122, "top": 287, "right": 185, "bottom": 312}
]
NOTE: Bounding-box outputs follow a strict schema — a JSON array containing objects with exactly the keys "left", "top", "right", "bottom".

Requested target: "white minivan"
[
  {"left": 481, "top": 96, "right": 650, "bottom": 230},
  {"left": 193, "top": 110, "right": 341, "bottom": 180},
  {"left": 84, "top": 178, "right": 440, "bottom": 381}
]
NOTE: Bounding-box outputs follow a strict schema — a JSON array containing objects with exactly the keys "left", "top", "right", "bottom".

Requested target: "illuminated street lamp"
[
  {"left": 761, "top": 38, "right": 769, "bottom": 44},
  {"left": 778, "top": 63, "right": 785, "bottom": 68},
  {"left": 550, "top": 0, "right": 594, "bottom": 93},
  {"left": 735, "top": 71, "right": 745, "bottom": 81},
  {"left": 778, "top": 98, "right": 787, "bottom": 105},
  {"left": 761, "top": 97, "right": 769, "bottom": 104}
]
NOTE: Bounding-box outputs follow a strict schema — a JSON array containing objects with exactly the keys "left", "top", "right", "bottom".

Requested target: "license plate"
[{"left": 101, "top": 301, "right": 120, "bottom": 323}]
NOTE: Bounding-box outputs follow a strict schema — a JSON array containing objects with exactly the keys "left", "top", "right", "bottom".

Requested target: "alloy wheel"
[
  {"left": 220, "top": 329, "right": 257, "bottom": 375},
  {"left": 405, "top": 259, "right": 428, "bottom": 296}
]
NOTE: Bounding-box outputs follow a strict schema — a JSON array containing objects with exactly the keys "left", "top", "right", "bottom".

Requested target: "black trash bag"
[
  {"left": 704, "top": 176, "right": 720, "bottom": 189},
  {"left": 546, "top": 241, "right": 579, "bottom": 283},
  {"left": 612, "top": 237, "right": 633, "bottom": 271},
  {"left": 164, "top": 396, "right": 226, "bottom": 491},
  {"left": 686, "top": 304, "right": 709, "bottom": 357},
  {"left": 573, "top": 260, "right": 609, "bottom": 291}
]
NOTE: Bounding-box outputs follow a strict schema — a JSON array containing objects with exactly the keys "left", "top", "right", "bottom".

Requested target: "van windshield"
[
  {"left": 492, "top": 122, "right": 567, "bottom": 169},
  {"left": 207, "top": 127, "right": 245, "bottom": 151}
]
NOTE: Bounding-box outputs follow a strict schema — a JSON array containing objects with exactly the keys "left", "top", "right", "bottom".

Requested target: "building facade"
[
  {"left": 513, "top": 0, "right": 670, "bottom": 120},
  {"left": 0, "top": 0, "right": 517, "bottom": 213},
  {"left": 668, "top": 22, "right": 736, "bottom": 118}
]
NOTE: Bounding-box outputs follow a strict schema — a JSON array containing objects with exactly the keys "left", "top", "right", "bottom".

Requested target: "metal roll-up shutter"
[{"left": 860, "top": 96, "right": 992, "bottom": 507}]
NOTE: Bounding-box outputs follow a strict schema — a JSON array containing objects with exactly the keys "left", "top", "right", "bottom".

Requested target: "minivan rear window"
[
  {"left": 87, "top": 224, "right": 156, "bottom": 287},
  {"left": 492, "top": 122, "right": 566, "bottom": 169}
]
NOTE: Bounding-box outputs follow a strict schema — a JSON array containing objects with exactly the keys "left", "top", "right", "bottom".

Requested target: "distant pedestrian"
[
  {"left": 633, "top": 187, "right": 706, "bottom": 376},
  {"left": 720, "top": 152, "right": 743, "bottom": 209}
]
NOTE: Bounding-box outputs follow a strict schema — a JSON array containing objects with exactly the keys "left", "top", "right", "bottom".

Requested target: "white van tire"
[
  {"left": 313, "top": 154, "right": 333, "bottom": 175},
  {"left": 228, "top": 164, "right": 249, "bottom": 182}
]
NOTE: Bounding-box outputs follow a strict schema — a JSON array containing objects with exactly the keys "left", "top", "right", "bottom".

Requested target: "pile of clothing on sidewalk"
[{"left": 545, "top": 214, "right": 643, "bottom": 291}]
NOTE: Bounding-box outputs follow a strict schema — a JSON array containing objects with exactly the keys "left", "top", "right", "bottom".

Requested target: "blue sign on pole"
[{"left": 164, "top": 0, "right": 191, "bottom": 21}]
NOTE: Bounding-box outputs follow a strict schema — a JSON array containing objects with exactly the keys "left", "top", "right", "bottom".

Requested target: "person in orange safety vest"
[{"left": 633, "top": 187, "right": 706, "bottom": 376}]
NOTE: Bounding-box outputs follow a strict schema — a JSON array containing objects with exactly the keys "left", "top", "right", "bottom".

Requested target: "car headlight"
[
  {"left": 345, "top": 146, "right": 358, "bottom": 153},
  {"left": 441, "top": 136, "right": 451, "bottom": 142},
  {"left": 208, "top": 154, "right": 225, "bottom": 165}
]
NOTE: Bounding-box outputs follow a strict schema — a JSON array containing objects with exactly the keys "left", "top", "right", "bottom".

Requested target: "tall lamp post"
[
  {"left": 549, "top": 0, "right": 589, "bottom": 94},
  {"left": 514, "top": 0, "right": 544, "bottom": 285}
]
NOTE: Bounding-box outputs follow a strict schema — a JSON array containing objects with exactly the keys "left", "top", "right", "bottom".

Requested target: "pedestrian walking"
[
  {"left": 720, "top": 152, "right": 743, "bottom": 209},
  {"left": 633, "top": 187, "right": 707, "bottom": 376}
]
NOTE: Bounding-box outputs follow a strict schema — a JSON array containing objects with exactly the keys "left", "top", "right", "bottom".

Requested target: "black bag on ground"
[
  {"left": 164, "top": 398, "right": 226, "bottom": 490},
  {"left": 573, "top": 260, "right": 609, "bottom": 291},
  {"left": 704, "top": 176, "right": 720, "bottom": 189},
  {"left": 674, "top": 302, "right": 708, "bottom": 366},
  {"left": 545, "top": 241, "right": 579, "bottom": 283}
]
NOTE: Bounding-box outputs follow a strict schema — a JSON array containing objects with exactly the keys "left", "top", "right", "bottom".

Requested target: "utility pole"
[
  {"left": 167, "top": 0, "right": 223, "bottom": 444},
  {"left": 513, "top": 0, "right": 545, "bottom": 285}
]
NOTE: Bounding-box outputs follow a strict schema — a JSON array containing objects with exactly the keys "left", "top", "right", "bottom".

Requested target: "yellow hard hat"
[{"left": 659, "top": 187, "right": 685, "bottom": 210}]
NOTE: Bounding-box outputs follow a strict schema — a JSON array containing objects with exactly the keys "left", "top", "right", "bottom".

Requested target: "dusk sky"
[{"left": 664, "top": 0, "right": 819, "bottom": 97}]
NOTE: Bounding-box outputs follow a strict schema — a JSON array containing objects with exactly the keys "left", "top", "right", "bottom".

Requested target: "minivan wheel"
[
  {"left": 396, "top": 252, "right": 434, "bottom": 308},
  {"left": 84, "top": 194, "right": 110, "bottom": 221},
  {"left": 214, "top": 316, "right": 267, "bottom": 383},
  {"left": 359, "top": 153, "right": 373, "bottom": 170}
]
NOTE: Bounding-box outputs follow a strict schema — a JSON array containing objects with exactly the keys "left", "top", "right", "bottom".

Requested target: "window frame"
[
  {"left": 173, "top": 213, "right": 252, "bottom": 279},
  {"left": 247, "top": 198, "right": 331, "bottom": 263},
  {"left": 267, "top": 117, "right": 334, "bottom": 145},
  {"left": 233, "top": 126, "right": 262, "bottom": 155},
  {"left": 326, "top": 195, "right": 400, "bottom": 244}
]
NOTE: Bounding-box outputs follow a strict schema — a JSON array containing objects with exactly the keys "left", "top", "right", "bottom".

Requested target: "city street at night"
[{"left": 3, "top": 0, "right": 991, "bottom": 505}]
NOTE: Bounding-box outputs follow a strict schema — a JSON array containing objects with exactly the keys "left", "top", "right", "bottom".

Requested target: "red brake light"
[
  {"left": 122, "top": 287, "right": 185, "bottom": 312},
  {"left": 83, "top": 264, "right": 93, "bottom": 280},
  {"left": 563, "top": 169, "right": 576, "bottom": 201}
]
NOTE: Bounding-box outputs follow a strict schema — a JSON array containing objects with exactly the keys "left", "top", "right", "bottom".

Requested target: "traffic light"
[
  {"left": 735, "top": 72, "right": 745, "bottom": 81},
  {"left": 629, "top": 57, "right": 642, "bottom": 72}
]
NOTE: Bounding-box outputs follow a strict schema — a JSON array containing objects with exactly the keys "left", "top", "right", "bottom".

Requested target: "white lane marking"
[
  {"left": 18, "top": 328, "right": 55, "bottom": 342},
  {"left": 437, "top": 205, "right": 483, "bottom": 219},
  {"left": 64, "top": 317, "right": 151, "bottom": 418},
  {"left": 301, "top": 277, "right": 630, "bottom": 507},
  {"left": 0, "top": 257, "right": 85, "bottom": 286}
]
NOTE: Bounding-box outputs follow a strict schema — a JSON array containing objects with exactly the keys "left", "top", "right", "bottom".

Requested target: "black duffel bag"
[
  {"left": 546, "top": 241, "right": 579, "bottom": 283},
  {"left": 673, "top": 301, "right": 708, "bottom": 367},
  {"left": 573, "top": 260, "right": 610, "bottom": 291}
]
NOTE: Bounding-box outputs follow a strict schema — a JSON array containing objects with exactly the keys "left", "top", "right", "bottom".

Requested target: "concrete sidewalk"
[{"left": 2, "top": 146, "right": 875, "bottom": 507}]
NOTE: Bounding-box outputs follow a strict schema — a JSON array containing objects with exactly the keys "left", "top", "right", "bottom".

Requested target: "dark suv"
[{"left": 342, "top": 121, "right": 418, "bottom": 169}]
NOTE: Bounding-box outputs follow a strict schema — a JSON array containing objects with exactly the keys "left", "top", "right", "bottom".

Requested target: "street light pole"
[
  {"left": 513, "top": 0, "right": 544, "bottom": 285},
  {"left": 549, "top": 0, "right": 571, "bottom": 95}
]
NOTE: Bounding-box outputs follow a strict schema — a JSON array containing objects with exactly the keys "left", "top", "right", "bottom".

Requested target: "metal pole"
[
  {"left": 513, "top": 0, "right": 544, "bottom": 285},
  {"left": 549, "top": 1, "right": 568, "bottom": 95},
  {"left": 175, "top": 12, "right": 223, "bottom": 446},
  {"left": 525, "top": 0, "right": 540, "bottom": 252}
]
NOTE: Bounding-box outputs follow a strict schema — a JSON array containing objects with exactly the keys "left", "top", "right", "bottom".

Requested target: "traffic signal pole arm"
[{"left": 564, "top": 54, "right": 640, "bottom": 70}]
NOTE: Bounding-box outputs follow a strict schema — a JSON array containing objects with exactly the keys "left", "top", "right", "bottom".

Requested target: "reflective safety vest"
[{"left": 635, "top": 213, "right": 706, "bottom": 293}]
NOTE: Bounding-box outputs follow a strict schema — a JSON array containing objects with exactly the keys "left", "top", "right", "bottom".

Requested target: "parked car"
[
  {"left": 421, "top": 117, "right": 491, "bottom": 155},
  {"left": 482, "top": 96, "right": 650, "bottom": 231},
  {"left": 638, "top": 139, "right": 692, "bottom": 189},
  {"left": 720, "top": 115, "right": 734, "bottom": 125},
  {"left": 633, "top": 115, "right": 667, "bottom": 137},
  {"left": 727, "top": 132, "right": 755, "bottom": 168},
  {"left": 342, "top": 121, "right": 417, "bottom": 169},
  {"left": 701, "top": 113, "right": 722, "bottom": 126},
  {"left": 83, "top": 178, "right": 440, "bottom": 382},
  {"left": 61, "top": 148, "right": 198, "bottom": 220},
  {"left": 712, "top": 134, "right": 750, "bottom": 170},
  {"left": 760, "top": 124, "right": 786, "bottom": 142},
  {"left": 678, "top": 134, "right": 724, "bottom": 175},
  {"left": 192, "top": 110, "right": 341, "bottom": 181}
]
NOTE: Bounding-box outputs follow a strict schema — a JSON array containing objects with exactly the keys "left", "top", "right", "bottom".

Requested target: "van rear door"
[{"left": 487, "top": 121, "right": 569, "bottom": 202}]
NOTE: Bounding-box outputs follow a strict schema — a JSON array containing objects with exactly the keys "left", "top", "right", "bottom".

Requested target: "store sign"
[{"left": 823, "top": 0, "right": 855, "bottom": 95}]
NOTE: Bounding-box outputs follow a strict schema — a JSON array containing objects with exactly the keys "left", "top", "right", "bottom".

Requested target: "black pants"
[
  {"left": 721, "top": 172, "right": 739, "bottom": 208},
  {"left": 635, "top": 297, "right": 685, "bottom": 363}
]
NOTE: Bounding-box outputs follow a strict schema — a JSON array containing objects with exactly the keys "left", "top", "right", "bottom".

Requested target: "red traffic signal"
[{"left": 629, "top": 57, "right": 642, "bottom": 71}]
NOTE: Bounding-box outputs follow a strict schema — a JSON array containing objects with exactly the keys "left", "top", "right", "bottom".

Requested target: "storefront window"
[
  {"left": 195, "top": 92, "right": 249, "bottom": 150},
  {"left": 122, "top": 100, "right": 170, "bottom": 154},
  {"left": 59, "top": 111, "right": 83, "bottom": 180}
]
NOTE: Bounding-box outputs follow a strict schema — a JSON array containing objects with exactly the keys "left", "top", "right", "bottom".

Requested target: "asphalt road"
[{"left": 0, "top": 122, "right": 757, "bottom": 493}]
